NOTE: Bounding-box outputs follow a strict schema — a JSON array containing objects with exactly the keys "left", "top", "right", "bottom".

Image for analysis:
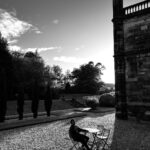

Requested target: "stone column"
[{"left": 112, "top": 0, "right": 128, "bottom": 120}]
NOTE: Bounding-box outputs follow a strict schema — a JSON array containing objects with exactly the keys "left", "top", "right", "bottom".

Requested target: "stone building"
[{"left": 113, "top": 0, "right": 150, "bottom": 119}]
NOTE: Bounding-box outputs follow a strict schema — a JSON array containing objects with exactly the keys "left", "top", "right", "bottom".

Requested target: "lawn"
[
  {"left": 6, "top": 94, "right": 102, "bottom": 116},
  {"left": 6, "top": 99, "right": 75, "bottom": 116},
  {"left": 6, "top": 94, "right": 90, "bottom": 116},
  {"left": 0, "top": 112, "right": 150, "bottom": 150}
]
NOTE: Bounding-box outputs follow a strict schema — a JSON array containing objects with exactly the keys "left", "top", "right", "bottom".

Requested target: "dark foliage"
[
  {"left": 65, "top": 82, "right": 71, "bottom": 93},
  {"left": 68, "top": 97, "right": 85, "bottom": 107},
  {"left": 16, "top": 88, "right": 24, "bottom": 120},
  {"left": 44, "top": 83, "right": 53, "bottom": 116},
  {"left": 85, "top": 99, "right": 98, "bottom": 110},
  {"left": 52, "top": 88, "right": 60, "bottom": 99},
  {"left": 99, "top": 93, "right": 115, "bottom": 107},
  {"left": 31, "top": 80, "right": 39, "bottom": 118},
  {"left": 71, "top": 61, "right": 105, "bottom": 94},
  {"left": 11, "top": 50, "right": 47, "bottom": 101},
  {"left": 0, "top": 69, "right": 7, "bottom": 122},
  {"left": 0, "top": 34, "right": 13, "bottom": 122}
]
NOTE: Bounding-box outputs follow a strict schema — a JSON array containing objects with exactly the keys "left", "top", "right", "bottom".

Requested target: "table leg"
[{"left": 90, "top": 134, "right": 97, "bottom": 150}]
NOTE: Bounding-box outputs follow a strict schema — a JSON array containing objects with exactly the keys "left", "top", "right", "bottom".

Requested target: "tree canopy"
[
  {"left": 71, "top": 61, "right": 105, "bottom": 94},
  {"left": 0, "top": 34, "right": 13, "bottom": 121}
]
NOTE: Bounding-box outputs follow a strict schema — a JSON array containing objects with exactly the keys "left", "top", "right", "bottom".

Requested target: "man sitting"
[{"left": 69, "top": 119, "right": 91, "bottom": 150}]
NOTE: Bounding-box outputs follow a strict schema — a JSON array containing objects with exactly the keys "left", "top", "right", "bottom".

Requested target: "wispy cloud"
[
  {"left": 53, "top": 56, "right": 87, "bottom": 63},
  {"left": 75, "top": 45, "right": 85, "bottom": 51},
  {"left": 25, "top": 47, "right": 62, "bottom": 53},
  {"left": 8, "top": 45, "right": 21, "bottom": 51},
  {"left": 52, "top": 19, "right": 59, "bottom": 24},
  {"left": 8, "top": 39, "right": 18, "bottom": 44},
  {"left": 32, "top": 27, "right": 42, "bottom": 34},
  {"left": 8, "top": 44, "right": 62, "bottom": 53},
  {"left": 0, "top": 9, "right": 41, "bottom": 41}
]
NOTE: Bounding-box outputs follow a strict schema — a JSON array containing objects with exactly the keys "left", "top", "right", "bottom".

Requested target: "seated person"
[{"left": 69, "top": 119, "right": 91, "bottom": 150}]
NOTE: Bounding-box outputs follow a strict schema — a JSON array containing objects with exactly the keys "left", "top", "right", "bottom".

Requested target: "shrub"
[
  {"left": 85, "top": 97, "right": 99, "bottom": 110},
  {"left": 99, "top": 92, "right": 115, "bottom": 107}
]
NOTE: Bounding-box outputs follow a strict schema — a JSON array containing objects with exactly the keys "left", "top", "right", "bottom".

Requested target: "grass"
[
  {"left": 6, "top": 100, "right": 75, "bottom": 116},
  {"left": 6, "top": 94, "right": 91, "bottom": 116},
  {"left": 0, "top": 112, "right": 150, "bottom": 150}
]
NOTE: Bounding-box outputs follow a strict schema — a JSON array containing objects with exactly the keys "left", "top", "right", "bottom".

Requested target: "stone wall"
[
  {"left": 124, "top": 13, "right": 150, "bottom": 52},
  {"left": 124, "top": 14, "right": 150, "bottom": 104}
]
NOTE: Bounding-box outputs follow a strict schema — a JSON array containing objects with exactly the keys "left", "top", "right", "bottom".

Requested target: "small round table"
[{"left": 83, "top": 128, "right": 100, "bottom": 149}]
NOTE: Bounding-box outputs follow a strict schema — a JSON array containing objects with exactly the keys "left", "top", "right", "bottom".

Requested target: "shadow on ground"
[{"left": 110, "top": 117, "right": 150, "bottom": 150}]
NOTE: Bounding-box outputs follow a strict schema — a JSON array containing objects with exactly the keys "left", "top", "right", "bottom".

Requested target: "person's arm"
[{"left": 76, "top": 126, "right": 88, "bottom": 133}]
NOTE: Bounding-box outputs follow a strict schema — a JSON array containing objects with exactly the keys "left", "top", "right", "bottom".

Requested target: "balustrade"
[{"left": 124, "top": 1, "right": 150, "bottom": 15}]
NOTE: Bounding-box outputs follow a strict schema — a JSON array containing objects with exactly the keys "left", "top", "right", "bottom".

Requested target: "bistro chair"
[
  {"left": 69, "top": 130, "right": 82, "bottom": 150},
  {"left": 97, "top": 125, "right": 105, "bottom": 136},
  {"left": 96, "top": 128, "right": 111, "bottom": 150}
]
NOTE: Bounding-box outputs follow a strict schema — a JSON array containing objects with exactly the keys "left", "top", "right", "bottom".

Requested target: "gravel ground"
[{"left": 0, "top": 112, "right": 150, "bottom": 150}]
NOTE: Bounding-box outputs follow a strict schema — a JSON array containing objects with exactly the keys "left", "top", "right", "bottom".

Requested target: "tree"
[
  {"left": 51, "top": 65, "right": 63, "bottom": 87},
  {"left": 31, "top": 80, "right": 39, "bottom": 118},
  {"left": 44, "top": 65, "right": 54, "bottom": 86},
  {"left": 44, "top": 82, "right": 53, "bottom": 116},
  {"left": 65, "top": 82, "right": 71, "bottom": 93},
  {"left": 10, "top": 50, "right": 46, "bottom": 100},
  {"left": 0, "top": 69, "right": 7, "bottom": 122},
  {"left": 0, "top": 34, "right": 12, "bottom": 122},
  {"left": 16, "top": 87, "right": 24, "bottom": 120},
  {"left": 24, "top": 51, "right": 45, "bottom": 83},
  {"left": 11, "top": 51, "right": 26, "bottom": 99},
  {"left": 71, "top": 61, "right": 105, "bottom": 94},
  {"left": 63, "top": 70, "right": 72, "bottom": 93},
  {"left": 63, "top": 70, "right": 72, "bottom": 84},
  {"left": 23, "top": 51, "right": 45, "bottom": 99}
]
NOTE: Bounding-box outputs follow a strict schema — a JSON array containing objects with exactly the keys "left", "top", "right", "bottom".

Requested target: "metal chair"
[
  {"left": 96, "top": 128, "right": 111, "bottom": 150},
  {"left": 69, "top": 131, "right": 82, "bottom": 150},
  {"left": 97, "top": 125, "right": 105, "bottom": 136}
]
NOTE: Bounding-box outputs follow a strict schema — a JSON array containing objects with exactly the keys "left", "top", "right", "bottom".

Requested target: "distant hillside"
[
  {"left": 103, "top": 83, "right": 115, "bottom": 90},
  {"left": 105, "top": 83, "right": 115, "bottom": 88}
]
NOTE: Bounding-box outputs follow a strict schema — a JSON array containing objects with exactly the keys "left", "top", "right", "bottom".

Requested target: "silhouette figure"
[{"left": 69, "top": 119, "right": 91, "bottom": 150}]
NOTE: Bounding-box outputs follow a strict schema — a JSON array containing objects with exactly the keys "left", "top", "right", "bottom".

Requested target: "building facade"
[{"left": 113, "top": 0, "right": 150, "bottom": 119}]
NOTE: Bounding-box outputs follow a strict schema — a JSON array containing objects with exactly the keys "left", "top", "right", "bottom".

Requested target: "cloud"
[
  {"left": 25, "top": 46, "right": 62, "bottom": 53},
  {"left": 32, "top": 27, "right": 42, "bottom": 34},
  {"left": 75, "top": 45, "right": 85, "bottom": 51},
  {"left": 75, "top": 48, "right": 80, "bottom": 51},
  {"left": 8, "top": 39, "right": 18, "bottom": 44},
  {"left": 8, "top": 44, "right": 62, "bottom": 53},
  {"left": 0, "top": 9, "right": 41, "bottom": 41},
  {"left": 53, "top": 56, "right": 87, "bottom": 63},
  {"left": 52, "top": 19, "right": 59, "bottom": 24},
  {"left": 8, "top": 45, "right": 21, "bottom": 51}
]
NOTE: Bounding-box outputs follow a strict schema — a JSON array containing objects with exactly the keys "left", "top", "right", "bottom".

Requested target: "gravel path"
[
  {"left": 0, "top": 113, "right": 115, "bottom": 150},
  {"left": 0, "top": 112, "right": 150, "bottom": 150}
]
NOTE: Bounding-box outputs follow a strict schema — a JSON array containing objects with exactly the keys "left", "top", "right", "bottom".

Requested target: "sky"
[{"left": 0, "top": 0, "right": 145, "bottom": 84}]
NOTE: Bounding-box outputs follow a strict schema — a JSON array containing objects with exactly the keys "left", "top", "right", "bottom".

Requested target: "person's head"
[{"left": 70, "top": 119, "right": 75, "bottom": 125}]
